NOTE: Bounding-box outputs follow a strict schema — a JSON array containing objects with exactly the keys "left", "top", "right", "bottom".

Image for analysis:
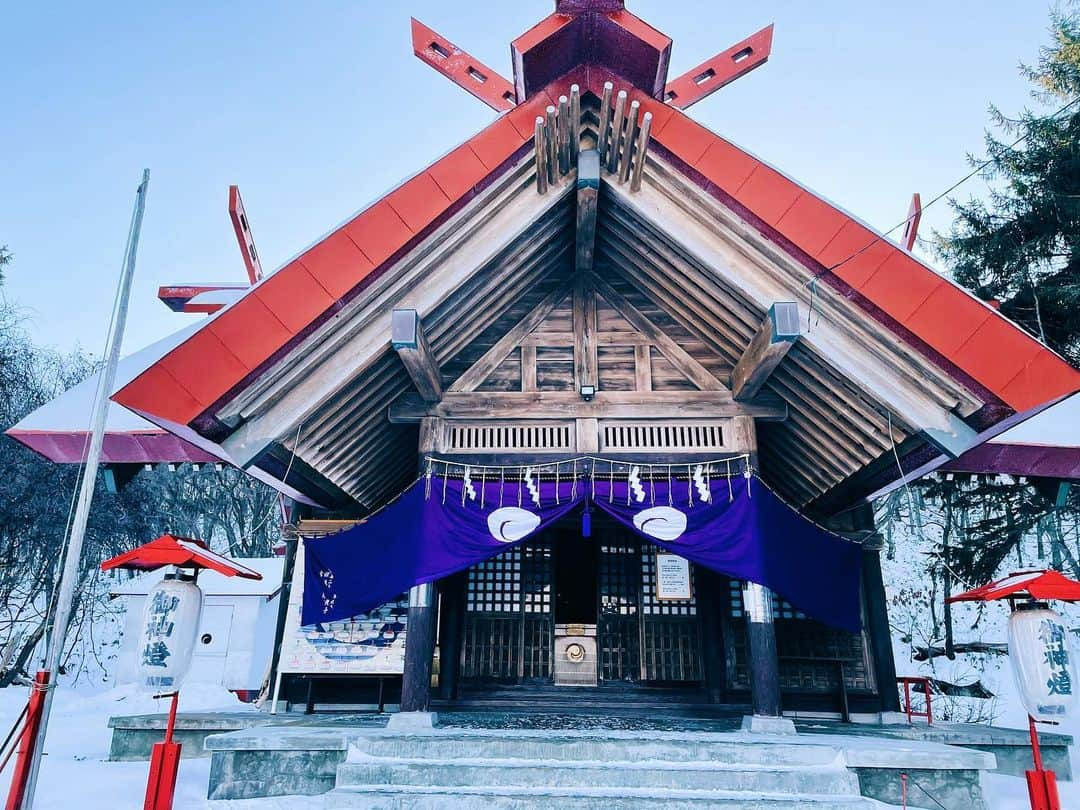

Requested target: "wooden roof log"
[
  {"left": 575, "top": 149, "right": 600, "bottom": 271},
  {"left": 391, "top": 309, "right": 443, "bottom": 403},
  {"left": 388, "top": 390, "right": 787, "bottom": 423},
  {"left": 732, "top": 302, "right": 800, "bottom": 402}
]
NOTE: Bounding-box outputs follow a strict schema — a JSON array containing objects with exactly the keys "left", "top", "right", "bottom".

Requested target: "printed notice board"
[{"left": 655, "top": 553, "right": 692, "bottom": 600}]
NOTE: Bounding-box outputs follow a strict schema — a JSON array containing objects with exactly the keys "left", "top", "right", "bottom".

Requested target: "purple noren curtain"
[{"left": 302, "top": 473, "right": 863, "bottom": 632}]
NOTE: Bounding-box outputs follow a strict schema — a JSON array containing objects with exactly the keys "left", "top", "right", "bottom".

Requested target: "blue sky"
[{"left": 0, "top": 0, "right": 1057, "bottom": 356}]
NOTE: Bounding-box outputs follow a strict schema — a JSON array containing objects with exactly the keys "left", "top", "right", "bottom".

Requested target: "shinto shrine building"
[{"left": 10, "top": 0, "right": 1080, "bottom": 730}]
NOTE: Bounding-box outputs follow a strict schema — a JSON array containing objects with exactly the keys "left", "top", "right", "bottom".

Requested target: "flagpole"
[{"left": 18, "top": 169, "right": 150, "bottom": 810}]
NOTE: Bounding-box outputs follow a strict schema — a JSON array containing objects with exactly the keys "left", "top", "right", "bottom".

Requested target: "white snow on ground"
[
  {"left": 0, "top": 679, "right": 1076, "bottom": 808},
  {"left": 0, "top": 681, "right": 245, "bottom": 809},
  {"left": 0, "top": 494, "right": 1077, "bottom": 807}
]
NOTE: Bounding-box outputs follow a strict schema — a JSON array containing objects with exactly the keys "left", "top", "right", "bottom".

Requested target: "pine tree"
[{"left": 937, "top": 9, "right": 1080, "bottom": 364}]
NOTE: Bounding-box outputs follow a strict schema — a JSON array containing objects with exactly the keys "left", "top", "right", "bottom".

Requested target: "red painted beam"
[
  {"left": 157, "top": 283, "right": 248, "bottom": 314},
  {"left": 411, "top": 18, "right": 516, "bottom": 112},
  {"left": 229, "top": 185, "right": 263, "bottom": 285},
  {"left": 901, "top": 192, "right": 923, "bottom": 252},
  {"left": 664, "top": 24, "right": 774, "bottom": 109}
]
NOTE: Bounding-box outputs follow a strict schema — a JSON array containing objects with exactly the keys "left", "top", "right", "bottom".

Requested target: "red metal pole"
[
  {"left": 144, "top": 692, "right": 182, "bottom": 810},
  {"left": 1026, "top": 714, "right": 1060, "bottom": 810},
  {"left": 164, "top": 692, "right": 178, "bottom": 744},
  {"left": 1029, "top": 715, "right": 1044, "bottom": 771},
  {"left": 5, "top": 671, "right": 50, "bottom": 810},
  {"left": 924, "top": 678, "right": 932, "bottom": 725}
]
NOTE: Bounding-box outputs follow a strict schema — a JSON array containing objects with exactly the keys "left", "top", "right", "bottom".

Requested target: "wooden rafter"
[
  {"left": 588, "top": 272, "right": 727, "bottom": 392},
  {"left": 732, "top": 302, "right": 800, "bottom": 402},
  {"left": 449, "top": 281, "right": 573, "bottom": 393},
  {"left": 391, "top": 309, "right": 443, "bottom": 403}
]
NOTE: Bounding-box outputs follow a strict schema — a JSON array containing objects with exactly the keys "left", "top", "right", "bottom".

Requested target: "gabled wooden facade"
[{"left": 106, "top": 1, "right": 1080, "bottom": 721}]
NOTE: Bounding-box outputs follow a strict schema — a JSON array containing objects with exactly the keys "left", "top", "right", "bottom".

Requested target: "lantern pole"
[
  {"left": 15, "top": 170, "right": 150, "bottom": 810},
  {"left": 1026, "top": 713, "right": 1060, "bottom": 810}
]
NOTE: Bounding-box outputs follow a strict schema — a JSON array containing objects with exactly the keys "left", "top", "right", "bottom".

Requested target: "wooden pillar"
[
  {"left": 732, "top": 419, "right": 780, "bottom": 718},
  {"left": 437, "top": 571, "right": 468, "bottom": 701},
  {"left": 696, "top": 567, "right": 726, "bottom": 704},
  {"left": 862, "top": 536, "right": 901, "bottom": 713},
  {"left": 743, "top": 581, "right": 782, "bottom": 717},
  {"left": 400, "top": 581, "right": 437, "bottom": 712}
]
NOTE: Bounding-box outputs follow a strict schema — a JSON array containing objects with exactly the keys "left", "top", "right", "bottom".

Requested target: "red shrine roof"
[
  {"left": 114, "top": 81, "right": 1078, "bottom": 427},
  {"left": 100, "top": 534, "right": 263, "bottom": 579},
  {"left": 104, "top": 0, "right": 1079, "bottom": 507}
]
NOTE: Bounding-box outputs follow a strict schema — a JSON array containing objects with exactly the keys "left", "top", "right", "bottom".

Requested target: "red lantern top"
[
  {"left": 100, "top": 534, "right": 263, "bottom": 580},
  {"left": 947, "top": 569, "right": 1080, "bottom": 604}
]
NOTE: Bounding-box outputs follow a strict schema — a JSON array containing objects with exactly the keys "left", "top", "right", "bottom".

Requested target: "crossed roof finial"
[{"left": 413, "top": 2, "right": 773, "bottom": 111}]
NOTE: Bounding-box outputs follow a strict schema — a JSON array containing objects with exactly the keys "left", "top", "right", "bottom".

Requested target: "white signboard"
[
  {"left": 655, "top": 553, "right": 692, "bottom": 600},
  {"left": 277, "top": 543, "right": 408, "bottom": 675}
]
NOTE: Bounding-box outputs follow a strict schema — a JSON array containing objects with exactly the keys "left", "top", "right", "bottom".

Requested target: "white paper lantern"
[
  {"left": 1008, "top": 603, "right": 1078, "bottom": 721},
  {"left": 137, "top": 573, "right": 203, "bottom": 691}
]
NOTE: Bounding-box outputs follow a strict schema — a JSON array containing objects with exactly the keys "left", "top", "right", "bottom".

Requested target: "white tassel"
[
  {"left": 629, "top": 465, "right": 645, "bottom": 503},
  {"left": 692, "top": 464, "right": 711, "bottom": 503},
  {"left": 525, "top": 466, "right": 540, "bottom": 506},
  {"left": 463, "top": 466, "right": 477, "bottom": 504}
]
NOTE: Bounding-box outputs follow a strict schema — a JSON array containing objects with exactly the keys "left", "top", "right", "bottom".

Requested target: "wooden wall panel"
[
  {"left": 650, "top": 349, "right": 696, "bottom": 391},
  {"left": 597, "top": 345, "right": 636, "bottom": 391},
  {"left": 477, "top": 348, "right": 523, "bottom": 392},
  {"left": 536, "top": 346, "right": 575, "bottom": 391}
]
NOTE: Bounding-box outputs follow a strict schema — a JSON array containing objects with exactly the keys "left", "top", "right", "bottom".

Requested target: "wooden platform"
[{"left": 435, "top": 681, "right": 748, "bottom": 719}]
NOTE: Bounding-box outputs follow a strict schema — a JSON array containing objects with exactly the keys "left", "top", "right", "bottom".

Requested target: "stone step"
[
  {"left": 348, "top": 730, "right": 841, "bottom": 766},
  {"left": 337, "top": 756, "right": 860, "bottom": 793},
  {"left": 321, "top": 784, "right": 892, "bottom": 809}
]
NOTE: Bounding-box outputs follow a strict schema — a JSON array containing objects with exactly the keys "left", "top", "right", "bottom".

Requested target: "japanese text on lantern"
[{"left": 1041, "top": 619, "right": 1073, "bottom": 698}]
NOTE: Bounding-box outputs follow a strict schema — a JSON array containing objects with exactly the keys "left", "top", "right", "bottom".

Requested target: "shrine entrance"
[{"left": 457, "top": 512, "right": 705, "bottom": 688}]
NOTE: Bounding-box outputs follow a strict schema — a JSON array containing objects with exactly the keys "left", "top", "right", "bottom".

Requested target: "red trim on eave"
[
  {"left": 6, "top": 429, "right": 220, "bottom": 465},
  {"left": 115, "top": 63, "right": 1080, "bottom": 448},
  {"left": 113, "top": 91, "right": 556, "bottom": 427},
  {"left": 642, "top": 98, "right": 1080, "bottom": 415},
  {"left": 942, "top": 443, "right": 1080, "bottom": 482}
]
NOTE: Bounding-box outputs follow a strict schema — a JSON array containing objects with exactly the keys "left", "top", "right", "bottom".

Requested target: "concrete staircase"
[{"left": 322, "top": 729, "right": 905, "bottom": 808}]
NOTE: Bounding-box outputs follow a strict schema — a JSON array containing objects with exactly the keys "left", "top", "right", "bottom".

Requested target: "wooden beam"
[
  {"left": 589, "top": 273, "right": 727, "bottom": 392},
  {"left": 391, "top": 309, "right": 443, "bottom": 403},
  {"left": 388, "top": 391, "right": 787, "bottom": 423},
  {"left": 520, "top": 344, "right": 537, "bottom": 392},
  {"left": 576, "top": 418, "right": 599, "bottom": 453},
  {"left": 573, "top": 276, "right": 597, "bottom": 389},
  {"left": 731, "top": 302, "right": 800, "bottom": 402},
  {"left": 576, "top": 149, "right": 600, "bottom": 271},
  {"left": 634, "top": 344, "right": 652, "bottom": 392},
  {"left": 449, "top": 281, "right": 572, "bottom": 393}
]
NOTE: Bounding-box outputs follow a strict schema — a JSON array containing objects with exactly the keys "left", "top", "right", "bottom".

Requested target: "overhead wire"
[{"left": 806, "top": 93, "right": 1080, "bottom": 286}]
